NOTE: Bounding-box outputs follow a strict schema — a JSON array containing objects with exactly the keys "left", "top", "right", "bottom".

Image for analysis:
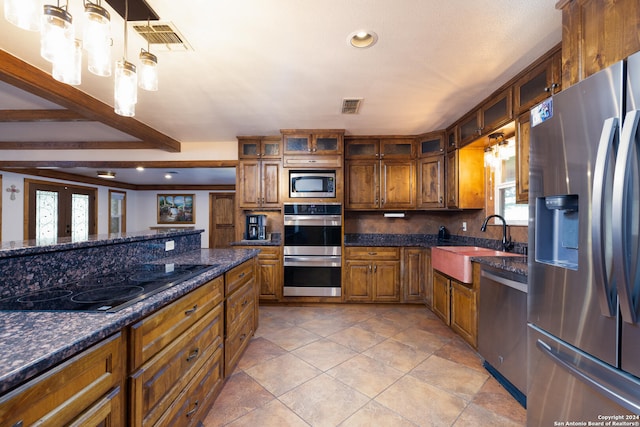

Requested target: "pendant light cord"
[{"left": 123, "top": 0, "right": 128, "bottom": 60}]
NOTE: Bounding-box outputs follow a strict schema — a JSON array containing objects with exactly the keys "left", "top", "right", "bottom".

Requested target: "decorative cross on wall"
[{"left": 5, "top": 185, "right": 20, "bottom": 201}]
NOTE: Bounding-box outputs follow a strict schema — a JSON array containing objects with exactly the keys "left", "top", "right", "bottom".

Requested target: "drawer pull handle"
[
  {"left": 186, "top": 400, "right": 199, "bottom": 417},
  {"left": 184, "top": 305, "right": 198, "bottom": 316},
  {"left": 368, "top": 252, "right": 377, "bottom": 256},
  {"left": 238, "top": 272, "right": 245, "bottom": 279},
  {"left": 186, "top": 348, "right": 200, "bottom": 362},
  {"left": 12, "top": 422, "right": 23, "bottom": 427},
  {"left": 242, "top": 299, "right": 249, "bottom": 307}
]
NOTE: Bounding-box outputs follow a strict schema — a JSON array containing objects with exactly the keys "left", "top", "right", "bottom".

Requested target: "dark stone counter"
[
  {"left": 471, "top": 256, "right": 528, "bottom": 277},
  {"left": 0, "top": 248, "right": 258, "bottom": 395}
]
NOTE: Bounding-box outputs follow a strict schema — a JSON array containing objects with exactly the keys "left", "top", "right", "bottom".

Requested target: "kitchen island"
[{"left": 0, "top": 229, "right": 259, "bottom": 426}]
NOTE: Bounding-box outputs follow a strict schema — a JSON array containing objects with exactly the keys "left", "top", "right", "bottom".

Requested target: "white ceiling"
[{"left": 0, "top": 0, "right": 562, "bottom": 185}]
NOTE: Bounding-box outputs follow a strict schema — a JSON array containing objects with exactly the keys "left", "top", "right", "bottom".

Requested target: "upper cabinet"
[
  {"left": 513, "top": 49, "right": 561, "bottom": 114},
  {"left": 238, "top": 136, "right": 281, "bottom": 159},
  {"left": 558, "top": 0, "right": 640, "bottom": 88},
  {"left": 455, "top": 87, "right": 513, "bottom": 147},
  {"left": 345, "top": 137, "right": 416, "bottom": 210},
  {"left": 281, "top": 129, "right": 344, "bottom": 168},
  {"left": 417, "top": 131, "right": 446, "bottom": 209}
]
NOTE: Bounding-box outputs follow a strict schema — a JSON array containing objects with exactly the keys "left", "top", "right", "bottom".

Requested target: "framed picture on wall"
[{"left": 157, "top": 194, "right": 195, "bottom": 224}]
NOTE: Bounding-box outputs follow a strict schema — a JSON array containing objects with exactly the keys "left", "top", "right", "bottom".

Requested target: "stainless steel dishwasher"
[{"left": 478, "top": 264, "right": 527, "bottom": 407}]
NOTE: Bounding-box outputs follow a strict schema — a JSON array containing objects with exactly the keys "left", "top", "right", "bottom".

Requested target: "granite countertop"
[
  {"left": 0, "top": 228, "right": 204, "bottom": 259},
  {"left": 231, "top": 238, "right": 282, "bottom": 247},
  {"left": 471, "top": 256, "right": 528, "bottom": 277},
  {"left": 0, "top": 248, "right": 258, "bottom": 395}
]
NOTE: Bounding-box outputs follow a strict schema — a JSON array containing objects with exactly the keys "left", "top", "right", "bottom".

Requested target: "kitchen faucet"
[{"left": 481, "top": 214, "right": 513, "bottom": 252}]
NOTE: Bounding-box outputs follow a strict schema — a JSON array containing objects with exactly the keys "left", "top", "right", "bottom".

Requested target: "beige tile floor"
[{"left": 203, "top": 304, "right": 526, "bottom": 427}]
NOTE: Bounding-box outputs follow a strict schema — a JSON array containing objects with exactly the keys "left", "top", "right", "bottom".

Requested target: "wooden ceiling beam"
[
  {"left": 0, "top": 50, "right": 182, "bottom": 153},
  {"left": 0, "top": 109, "right": 91, "bottom": 122},
  {"left": 0, "top": 160, "right": 238, "bottom": 168},
  {"left": 0, "top": 141, "right": 158, "bottom": 150}
]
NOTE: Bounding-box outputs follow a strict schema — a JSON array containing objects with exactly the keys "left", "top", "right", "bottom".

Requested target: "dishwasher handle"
[{"left": 480, "top": 269, "right": 527, "bottom": 293}]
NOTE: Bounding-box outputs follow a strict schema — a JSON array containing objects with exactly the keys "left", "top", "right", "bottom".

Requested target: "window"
[
  {"left": 26, "top": 179, "right": 96, "bottom": 243},
  {"left": 485, "top": 137, "right": 528, "bottom": 226},
  {"left": 109, "top": 190, "right": 127, "bottom": 234}
]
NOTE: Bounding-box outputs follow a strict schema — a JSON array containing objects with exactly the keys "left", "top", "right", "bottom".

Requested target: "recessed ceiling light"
[
  {"left": 136, "top": 166, "right": 144, "bottom": 171},
  {"left": 97, "top": 171, "right": 116, "bottom": 179},
  {"left": 348, "top": 30, "right": 378, "bottom": 48},
  {"left": 165, "top": 171, "right": 178, "bottom": 179}
]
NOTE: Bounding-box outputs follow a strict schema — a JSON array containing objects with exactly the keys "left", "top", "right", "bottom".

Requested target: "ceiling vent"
[
  {"left": 131, "top": 22, "right": 192, "bottom": 52},
  {"left": 341, "top": 98, "right": 363, "bottom": 114}
]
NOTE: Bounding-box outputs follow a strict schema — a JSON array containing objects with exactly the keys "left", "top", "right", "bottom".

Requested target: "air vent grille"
[
  {"left": 342, "top": 98, "right": 363, "bottom": 114},
  {"left": 131, "top": 22, "right": 192, "bottom": 51}
]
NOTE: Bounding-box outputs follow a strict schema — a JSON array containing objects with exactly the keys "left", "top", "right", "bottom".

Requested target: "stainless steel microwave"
[{"left": 289, "top": 170, "right": 336, "bottom": 198}]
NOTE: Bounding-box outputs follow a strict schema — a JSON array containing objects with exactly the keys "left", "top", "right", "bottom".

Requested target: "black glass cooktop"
[{"left": 0, "top": 264, "right": 218, "bottom": 313}]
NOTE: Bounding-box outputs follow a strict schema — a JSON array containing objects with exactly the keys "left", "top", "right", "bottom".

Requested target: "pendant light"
[
  {"left": 52, "top": 38, "right": 82, "bottom": 85},
  {"left": 114, "top": 0, "right": 137, "bottom": 117},
  {"left": 83, "top": 1, "right": 112, "bottom": 76},
  {"left": 41, "top": 3, "right": 74, "bottom": 63},
  {"left": 138, "top": 18, "right": 158, "bottom": 91},
  {"left": 4, "top": 0, "right": 43, "bottom": 31}
]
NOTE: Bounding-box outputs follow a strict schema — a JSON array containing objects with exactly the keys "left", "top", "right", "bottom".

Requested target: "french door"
[{"left": 26, "top": 180, "right": 96, "bottom": 243}]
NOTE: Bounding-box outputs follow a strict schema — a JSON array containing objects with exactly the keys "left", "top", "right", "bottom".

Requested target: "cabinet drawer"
[
  {"left": 283, "top": 156, "right": 342, "bottom": 168},
  {"left": 226, "top": 282, "right": 255, "bottom": 336},
  {"left": 225, "top": 310, "right": 255, "bottom": 375},
  {"left": 0, "top": 332, "right": 124, "bottom": 427},
  {"left": 70, "top": 385, "right": 123, "bottom": 427},
  {"left": 345, "top": 247, "right": 400, "bottom": 260},
  {"left": 129, "top": 276, "right": 224, "bottom": 369},
  {"left": 155, "top": 347, "right": 224, "bottom": 427},
  {"left": 225, "top": 260, "right": 254, "bottom": 295},
  {"left": 257, "top": 246, "right": 281, "bottom": 260},
  {"left": 130, "top": 304, "right": 224, "bottom": 427}
]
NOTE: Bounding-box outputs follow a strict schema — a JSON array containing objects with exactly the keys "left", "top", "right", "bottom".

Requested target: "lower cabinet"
[
  {"left": 402, "top": 247, "right": 425, "bottom": 302},
  {"left": 432, "top": 268, "right": 478, "bottom": 348},
  {"left": 0, "top": 332, "right": 125, "bottom": 427},
  {"left": 128, "top": 276, "right": 225, "bottom": 427},
  {"left": 240, "top": 246, "right": 283, "bottom": 302},
  {"left": 344, "top": 247, "right": 401, "bottom": 302},
  {"left": 224, "top": 259, "right": 257, "bottom": 375}
]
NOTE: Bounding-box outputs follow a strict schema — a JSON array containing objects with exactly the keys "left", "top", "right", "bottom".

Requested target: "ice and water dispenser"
[{"left": 535, "top": 194, "right": 579, "bottom": 270}]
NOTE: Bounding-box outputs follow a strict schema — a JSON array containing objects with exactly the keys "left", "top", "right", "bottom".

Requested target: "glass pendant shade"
[
  {"left": 84, "top": 3, "right": 112, "bottom": 76},
  {"left": 138, "top": 50, "right": 158, "bottom": 91},
  {"left": 41, "top": 5, "right": 74, "bottom": 63},
  {"left": 5, "top": 0, "right": 43, "bottom": 31},
  {"left": 114, "top": 60, "right": 137, "bottom": 117},
  {"left": 52, "top": 39, "right": 82, "bottom": 85}
]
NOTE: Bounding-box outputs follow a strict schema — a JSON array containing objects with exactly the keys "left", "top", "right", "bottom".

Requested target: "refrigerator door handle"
[
  {"left": 592, "top": 117, "right": 619, "bottom": 317},
  {"left": 536, "top": 339, "right": 640, "bottom": 414},
  {"left": 612, "top": 109, "right": 640, "bottom": 324}
]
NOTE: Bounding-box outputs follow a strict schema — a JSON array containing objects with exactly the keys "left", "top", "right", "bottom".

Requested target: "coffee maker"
[{"left": 246, "top": 214, "right": 266, "bottom": 240}]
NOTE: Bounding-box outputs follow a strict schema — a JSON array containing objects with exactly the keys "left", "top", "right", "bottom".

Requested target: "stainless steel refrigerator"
[{"left": 528, "top": 52, "right": 640, "bottom": 425}]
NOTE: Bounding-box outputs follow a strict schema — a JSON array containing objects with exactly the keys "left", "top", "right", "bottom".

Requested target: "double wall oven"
[{"left": 283, "top": 203, "right": 342, "bottom": 297}]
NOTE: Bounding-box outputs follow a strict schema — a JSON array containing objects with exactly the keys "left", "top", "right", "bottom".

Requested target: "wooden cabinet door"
[
  {"left": 514, "top": 51, "right": 561, "bottom": 114},
  {"left": 424, "top": 249, "right": 433, "bottom": 307},
  {"left": 260, "top": 161, "right": 281, "bottom": 207},
  {"left": 238, "top": 137, "right": 262, "bottom": 159},
  {"left": 258, "top": 257, "right": 281, "bottom": 301},
  {"left": 380, "top": 138, "right": 415, "bottom": 159},
  {"left": 450, "top": 280, "right": 477, "bottom": 348},
  {"left": 445, "top": 152, "right": 458, "bottom": 208},
  {"left": 282, "top": 133, "right": 312, "bottom": 154},
  {"left": 373, "top": 261, "right": 401, "bottom": 302},
  {"left": 345, "top": 138, "right": 380, "bottom": 159},
  {"left": 480, "top": 87, "right": 513, "bottom": 133},
  {"left": 446, "top": 127, "right": 457, "bottom": 152},
  {"left": 432, "top": 271, "right": 450, "bottom": 324},
  {"left": 458, "top": 110, "right": 481, "bottom": 146},
  {"left": 344, "top": 260, "right": 372, "bottom": 301},
  {"left": 403, "top": 248, "right": 424, "bottom": 302},
  {"left": 237, "top": 161, "right": 260, "bottom": 208},
  {"left": 418, "top": 155, "right": 444, "bottom": 209},
  {"left": 380, "top": 160, "right": 415, "bottom": 209},
  {"left": 345, "top": 160, "right": 379, "bottom": 209},
  {"left": 312, "top": 133, "right": 343, "bottom": 155},
  {"left": 516, "top": 111, "right": 531, "bottom": 204},
  {"left": 418, "top": 132, "right": 445, "bottom": 158}
]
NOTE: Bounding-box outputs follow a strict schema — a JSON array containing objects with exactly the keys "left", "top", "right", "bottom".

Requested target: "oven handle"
[
  {"left": 284, "top": 215, "right": 342, "bottom": 226},
  {"left": 284, "top": 256, "right": 342, "bottom": 267}
]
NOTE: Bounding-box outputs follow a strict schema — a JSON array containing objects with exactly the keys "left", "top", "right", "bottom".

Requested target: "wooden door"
[
  {"left": 25, "top": 179, "right": 96, "bottom": 241},
  {"left": 209, "top": 193, "right": 235, "bottom": 249}
]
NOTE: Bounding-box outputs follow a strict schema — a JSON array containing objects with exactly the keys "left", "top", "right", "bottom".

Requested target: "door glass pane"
[
  {"left": 36, "top": 189, "right": 58, "bottom": 244},
  {"left": 72, "top": 193, "right": 89, "bottom": 241},
  {"left": 110, "top": 191, "right": 126, "bottom": 234}
]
